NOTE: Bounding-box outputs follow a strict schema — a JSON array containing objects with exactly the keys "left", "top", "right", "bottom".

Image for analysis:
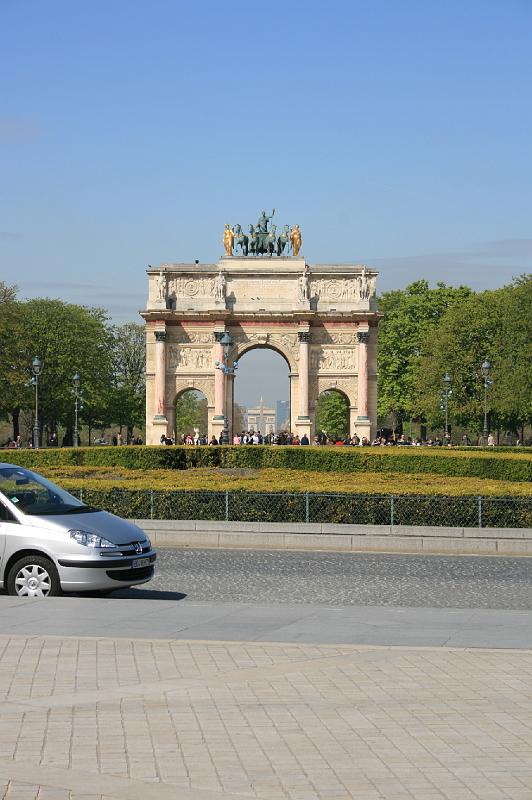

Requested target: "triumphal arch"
[{"left": 141, "top": 212, "right": 380, "bottom": 444}]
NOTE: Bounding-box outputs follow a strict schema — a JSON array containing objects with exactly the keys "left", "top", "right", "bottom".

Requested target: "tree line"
[
  {"left": 0, "top": 283, "right": 145, "bottom": 445},
  {"left": 377, "top": 275, "right": 532, "bottom": 439},
  {"left": 2, "top": 274, "right": 530, "bottom": 446}
]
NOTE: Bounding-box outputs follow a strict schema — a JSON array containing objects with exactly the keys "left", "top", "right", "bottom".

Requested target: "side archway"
[
  {"left": 173, "top": 388, "right": 208, "bottom": 443},
  {"left": 315, "top": 389, "right": 350, "bottom": 442}
]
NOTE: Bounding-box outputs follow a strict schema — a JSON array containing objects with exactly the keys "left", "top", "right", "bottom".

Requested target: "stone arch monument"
[{"left": 141, "top": 219, "right": 381, "bottom": 444}]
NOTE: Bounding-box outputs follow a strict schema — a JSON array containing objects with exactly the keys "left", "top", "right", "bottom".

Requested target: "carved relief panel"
[
  {"left": 167, "top": 346, "right": 213, "bottom": 371},
  {"left": 310, "top": 275, "right": 376, "bottom": 302},
  {"left": 312, "top": 329, "right": 356, "bottom": 344},
  {"left": 310, "top": 348, "right": 356, "bottom": 372},
  {"left": 167, "top": 276, "right": 216, "bottom": 298}
]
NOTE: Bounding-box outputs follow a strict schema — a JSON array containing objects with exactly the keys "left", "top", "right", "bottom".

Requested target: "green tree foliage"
[
  {"left": 315, "top": 390, "right": 349, "bottom": 440},
  {"left": 175, "top": 390, "right": 208, "bottom": 438},
  {"left": 377, "top": 281, "right": 472, "bottom": 427},
  {"left": 106, "top": 323, "right": 146, "bottom": 439},
  {"left": 0, "top": 283, "right": 23, "bottom": 435},
  {"left": 493, "top": 276, "right": 532, "bottom": 433},
  {"left": 18, "top": 299, "right": 114, "bottom": 442},
  {"left": 414, "top": 276, "right": 532, "bottom": 434}
]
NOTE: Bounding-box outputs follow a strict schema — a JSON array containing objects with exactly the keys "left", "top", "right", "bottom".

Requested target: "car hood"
[{"left": 20, "top": 509, "right": 146, "bottom": 545}]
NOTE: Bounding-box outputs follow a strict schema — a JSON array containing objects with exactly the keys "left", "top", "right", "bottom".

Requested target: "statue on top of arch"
[{"left": 223, "top": 210, "right": 302, "bottom": 257}]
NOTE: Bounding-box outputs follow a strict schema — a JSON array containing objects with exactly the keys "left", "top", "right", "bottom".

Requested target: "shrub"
[{"left": 1, "top": 445, "right": 531, "bottom": 481}]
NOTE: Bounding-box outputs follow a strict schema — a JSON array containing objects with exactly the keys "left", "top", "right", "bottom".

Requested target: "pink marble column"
[
  {"left": 297, "top": 331, "right": 310, "bottom": 418},
  {"left": 154, "top": 329, "right": 167, "bottom": 418},
  {"left": 357, "top": 330, "right": 370, "bottom": 419},
  {"left": 213, "top": 332, "right": 225, "bottom": 418}
]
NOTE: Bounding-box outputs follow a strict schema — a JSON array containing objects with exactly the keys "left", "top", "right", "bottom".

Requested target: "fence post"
[
  {"left": 79, "top": 488, "right": 83, "bottom": 504},
  {"left": 225, "top": 490, "right": 229, "bottom": 522},
  {"left": 305, "top": 492, "right": 310, "bottom": 524},
  {"left": 478, "top": 496, "right": 482, "bottom": 528},
  {"left": 150, "top": 490, "right": 154, "bottom": 520},
  {"left": 390, "top": 495, "right": 395, "bottom": 527}
]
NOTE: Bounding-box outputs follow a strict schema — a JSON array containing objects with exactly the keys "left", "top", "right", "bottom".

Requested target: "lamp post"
[
  {"left": 214, "top": 331, "right": 238, "bottom": 444},
  {"left": 31, "top": 357, "right": 42, "bottom": 449},
  {"left": 73, "top": 372, "right": 81, "bottom": 447},
  {"left": 443, "top": 373, "right": 452, "bottom": 442},
  {"left": 482, "top": 359, "right": 491, "bottom": 447}
]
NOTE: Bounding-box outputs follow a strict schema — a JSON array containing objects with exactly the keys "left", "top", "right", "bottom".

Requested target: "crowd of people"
[
  {"left": 2, "top": 430, "right": 522, "bottom": 449},
  {"left": 159, "top": 430, "right": 504, "bottom": 447}
]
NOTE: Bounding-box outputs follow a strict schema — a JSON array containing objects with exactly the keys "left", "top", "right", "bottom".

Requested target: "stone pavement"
[{"left": 0, "top": 632, "right": 530, "bottom": 799}]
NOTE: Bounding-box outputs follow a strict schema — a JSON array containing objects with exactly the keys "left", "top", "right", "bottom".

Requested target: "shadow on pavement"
[{"left": 105, "top": 588, "right": 187, "bottom": 601}]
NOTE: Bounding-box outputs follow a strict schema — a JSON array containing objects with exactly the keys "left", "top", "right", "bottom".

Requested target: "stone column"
[
  {"left": 356, "top": 329, "right": 371, "bottom": 441},
  {"left": 212, "top": 331, "right": 226, "bottom": 442},
  {"left": 154, "top": 330, "right": 168, "bottom": 420},
  {"left": 357, "top": 330, "right": 370, "bottom": 419},
  {"left": 213, "top": 332, "right": 225, "bottom": 419},
  {"left": 297, "top": 331, "right": 310, "bottom": 419},
  {"left": 295, "top": 330, "right": 312, "bottom": 440}
]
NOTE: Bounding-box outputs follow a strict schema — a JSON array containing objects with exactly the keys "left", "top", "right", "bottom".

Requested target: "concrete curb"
[{"left": 134, "top": 519, "right": 532, "bottom": 556}]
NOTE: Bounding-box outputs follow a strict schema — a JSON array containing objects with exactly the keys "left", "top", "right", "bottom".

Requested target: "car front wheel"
[{"left": 7, "top": 556, "right": 62, "bottom": 598}]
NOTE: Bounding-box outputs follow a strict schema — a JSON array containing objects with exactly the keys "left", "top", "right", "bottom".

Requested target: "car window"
[
  {"left": 0, "top": 466, "right": 96, "bottom": 516},
  {"left": 0, "top": 501, "right": 17, "bottom": 522}
]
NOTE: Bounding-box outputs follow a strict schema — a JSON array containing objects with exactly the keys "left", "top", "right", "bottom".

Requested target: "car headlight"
[
  {"left": 69, "top": 530, "right": 115, "bottom": 548},
  {"left": 144, "top": 535, "right": 152, "bottom": 549}
]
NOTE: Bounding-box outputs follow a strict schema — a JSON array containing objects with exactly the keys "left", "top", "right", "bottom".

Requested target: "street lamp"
[
  {"left": 214, "top": 332, "right": 238, "bottom": 444},
  {"left": 481, "top": 359, "right": 492, "bottom": 447},
  {"left": 73, "top": 372, "right": 81, "bottom": 447},
  {"left": 31, "top": 357, "right": 42, "bottom": 449},
  {"left": 443, "top": 373, "right": 452, "bottom": 442}
]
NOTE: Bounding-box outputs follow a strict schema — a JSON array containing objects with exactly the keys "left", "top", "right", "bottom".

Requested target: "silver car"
[{"left": 0, "top": 463, "right": 156, "bottom": 597}]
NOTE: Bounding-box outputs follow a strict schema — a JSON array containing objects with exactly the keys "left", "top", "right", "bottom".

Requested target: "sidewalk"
[
  {"left": 0, "top": 599, "right": 531, "bottom": 798},
  {"left": 136, "top": 519, "right": 532, "bottom": 556}
]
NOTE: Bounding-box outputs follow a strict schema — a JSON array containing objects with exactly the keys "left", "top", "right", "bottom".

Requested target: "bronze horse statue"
[
  {"left": 248, "top": 225, "right": 259, "bottom": 255},
  {"left": 234, "top": 224, "right": 248, "bottom": 256},
  {"left": 277, "top": 224, "right": 290, "bottom": 256},
  {"left": 265, "top": 224, "right": 277, "bottom": 255}
]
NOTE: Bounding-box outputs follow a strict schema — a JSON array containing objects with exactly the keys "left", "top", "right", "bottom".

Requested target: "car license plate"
[{"left": 132, "top": 557, "right": 149, "bottom": 568}]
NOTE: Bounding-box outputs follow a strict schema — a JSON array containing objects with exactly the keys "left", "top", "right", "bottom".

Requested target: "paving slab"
[{"left": 0, "top": 634, "right": 529, "bottom": 800}]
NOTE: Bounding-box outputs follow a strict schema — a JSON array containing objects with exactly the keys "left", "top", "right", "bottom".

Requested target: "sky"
[{"left": 2, "top": 0, "right": 531, "bottom": 408}]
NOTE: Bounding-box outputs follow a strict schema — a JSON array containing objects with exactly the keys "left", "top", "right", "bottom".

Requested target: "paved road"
[{"left": 116, "top": 548, "right": 532, "bottom": 609}]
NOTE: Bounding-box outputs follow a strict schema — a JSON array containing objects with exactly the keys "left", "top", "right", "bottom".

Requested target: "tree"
[
  {"left": 315, "top": 390, "right": 349, "bottom": 440},
  {"left": 16, "top": 299, "right": 114, "bottom": 443},
  {"left": 491, "top": 275, "right": 532, "bottom": 436},
  {"left": 0, "top": 282, "right": 23, "bottom": 439},
  {"left": 377, "top": 281, "right": 472, "bottom": 429},
  {"left": 106, "top": 323, "right": 146, "bottom": 440},
  {"left": 175, "top": 390, "right": 208, "bottom": 438},
  {"left": 414, "top": 276, "right": 532, "bottom": 436}
]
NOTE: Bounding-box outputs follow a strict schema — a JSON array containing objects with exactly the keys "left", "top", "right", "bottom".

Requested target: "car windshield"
[{"left": 0, "top": 466, "right": 96, "bottom": 516}]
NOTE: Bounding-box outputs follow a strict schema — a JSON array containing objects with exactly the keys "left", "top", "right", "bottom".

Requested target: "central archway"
[{"left": 232, "top": 345, "right": 292, "bottom": 437}]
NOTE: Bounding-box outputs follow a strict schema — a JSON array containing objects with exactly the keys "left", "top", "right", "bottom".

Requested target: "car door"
[{"left": 0, "top": 499, "right": 14, "bottom": 583}]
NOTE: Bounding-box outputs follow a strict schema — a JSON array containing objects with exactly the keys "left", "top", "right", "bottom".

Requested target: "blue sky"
[{"left": 2, "top": 0, "right": 531, "bottom": 407}]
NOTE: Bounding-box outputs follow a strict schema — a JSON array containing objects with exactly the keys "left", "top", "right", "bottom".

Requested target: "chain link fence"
[{"left": 72, "top": 489, "right": 532, "bottom": 528}]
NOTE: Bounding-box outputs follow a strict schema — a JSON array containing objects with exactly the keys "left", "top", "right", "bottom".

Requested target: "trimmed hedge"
[
  {"left": 2, "top": 445, "right": 531, "bottom": 481},
  {"left": 67, "top": 487, "right": 532, "bottom": 528}
]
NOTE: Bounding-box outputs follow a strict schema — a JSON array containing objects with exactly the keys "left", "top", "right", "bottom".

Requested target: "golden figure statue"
[
  {"left": 223, "top": 224, "right": 234, "bottom": 256},
  {"left": 290, "top": 224, "right": 302, "bottom": 257}
]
